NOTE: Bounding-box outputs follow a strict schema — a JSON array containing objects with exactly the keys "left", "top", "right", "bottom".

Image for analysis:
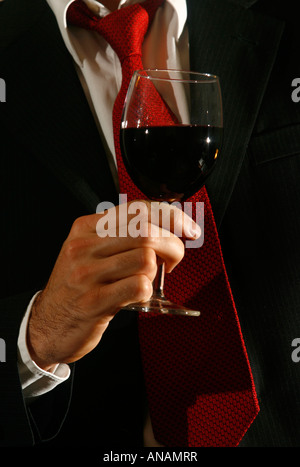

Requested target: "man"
[{"left": 0, "top": 0, "right": 299, "bottom": 447}]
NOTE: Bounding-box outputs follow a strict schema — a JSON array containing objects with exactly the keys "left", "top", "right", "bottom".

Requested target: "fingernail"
[{"left": 186, "top": 223, "right": 201, "bottom": 238}]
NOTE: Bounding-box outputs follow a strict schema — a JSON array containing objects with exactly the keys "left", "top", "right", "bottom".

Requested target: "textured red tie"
[{"left": 67, "top": 0, "right": 260, "bottom": 447}]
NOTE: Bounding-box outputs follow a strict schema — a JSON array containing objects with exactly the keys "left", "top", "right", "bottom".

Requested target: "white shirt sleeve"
[{"left": 17, "top": 292, "right": 70, "bottom": 401}]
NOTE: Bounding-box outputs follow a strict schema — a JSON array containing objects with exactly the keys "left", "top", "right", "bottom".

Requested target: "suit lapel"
[
  {"left": 1, "top": 0, "right": 118, "bottom": 213},
  {"left": 186, "top": 0, "right": 285, "bottom": 227}
]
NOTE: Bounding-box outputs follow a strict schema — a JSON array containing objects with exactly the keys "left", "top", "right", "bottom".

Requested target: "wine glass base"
[{"left": 122, "top": 297, "right": 200, "bottom": 317}]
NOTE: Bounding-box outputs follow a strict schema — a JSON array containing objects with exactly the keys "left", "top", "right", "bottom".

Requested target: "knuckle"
[
  {"left": 138, "top": 226, "right": 158, "bottom": 247},
  {"left": 71, "top": 216, "right": 85, "bottom": 234},
  {"left": 177, "top": 236, "right": 185, "bottom": 256},
  {"left": 173, "top": 237, "right": 185, "bottom": 262},
  {"left": 63, "top": 237, "right": 84, "bottom": 261},
  {"left": 133, "top": 275, "right": 152, "bottom": 301},
  {"left": 138, "top": 247, "right": 157, "bottom": 275}
]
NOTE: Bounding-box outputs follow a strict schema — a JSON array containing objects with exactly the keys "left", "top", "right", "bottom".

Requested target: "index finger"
[{"left": 96, "top": 200, "right": 201, "bottom": 239}]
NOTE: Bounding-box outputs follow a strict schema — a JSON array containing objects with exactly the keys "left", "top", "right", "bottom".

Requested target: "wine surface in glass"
[{"left": 120, "top": 125, "right": 222, "bottom": 202}]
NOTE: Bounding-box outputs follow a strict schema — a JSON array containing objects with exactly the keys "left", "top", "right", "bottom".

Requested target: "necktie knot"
[
  {"left": 67, "top": 0, "right": 164, "bottom": 63},
  {"left": 98, "top": 4, "right": 149, "bottom": 63}
]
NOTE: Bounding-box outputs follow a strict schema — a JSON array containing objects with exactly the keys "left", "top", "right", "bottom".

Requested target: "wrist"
[{"left": 27, "top": 292, "right": 58, "bottom": 372}]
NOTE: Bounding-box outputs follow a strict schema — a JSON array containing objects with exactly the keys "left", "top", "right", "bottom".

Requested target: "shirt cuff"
[{"left": 17, "top": 292, "right": 70, "bottom": 400}]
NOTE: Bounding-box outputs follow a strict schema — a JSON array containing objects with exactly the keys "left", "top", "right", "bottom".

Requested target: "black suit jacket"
[{"left": 0, "top": 0, "right": 299, "bottom": 447}]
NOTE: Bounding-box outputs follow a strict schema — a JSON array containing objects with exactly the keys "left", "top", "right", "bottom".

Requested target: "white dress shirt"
[{"left": 18, "top": 0, "right": 189, "bottom": 400}]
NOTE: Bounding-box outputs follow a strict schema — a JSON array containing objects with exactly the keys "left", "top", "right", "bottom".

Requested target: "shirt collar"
[{"left": 46, "top": 0, "right": 187, "bottom": 67}]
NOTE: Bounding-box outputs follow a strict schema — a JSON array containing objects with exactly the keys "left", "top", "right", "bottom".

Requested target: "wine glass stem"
[{"left": 152, "top": 262, "right": 165, "bottom": 299}]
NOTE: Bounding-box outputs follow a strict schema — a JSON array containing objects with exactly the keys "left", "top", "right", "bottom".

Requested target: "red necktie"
[{"left": 67, "top": 0, "right": 260, "bottom": 447}]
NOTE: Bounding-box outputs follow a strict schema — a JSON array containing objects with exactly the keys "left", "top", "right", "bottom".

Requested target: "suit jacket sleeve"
[{"left": 0, "top": 291, "right": 75, "bottom": 446}]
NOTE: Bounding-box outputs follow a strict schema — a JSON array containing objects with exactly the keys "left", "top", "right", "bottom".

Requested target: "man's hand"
[{"left": 27, "top": 200, "right": 200, "bottom": 371}]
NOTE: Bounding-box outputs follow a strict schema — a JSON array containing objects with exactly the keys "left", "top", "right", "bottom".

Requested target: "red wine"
[{"left": 120, "top": 125, "right": 222, "bottom": 201}]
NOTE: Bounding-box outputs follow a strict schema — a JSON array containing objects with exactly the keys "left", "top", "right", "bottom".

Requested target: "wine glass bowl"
[{"left": 120, "top": 70, "right": 223, "bottom": 316}]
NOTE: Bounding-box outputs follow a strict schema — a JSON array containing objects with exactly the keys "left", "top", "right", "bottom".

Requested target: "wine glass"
[{"left": 120, "top": 69, "right": 223, "bottom": 316}]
